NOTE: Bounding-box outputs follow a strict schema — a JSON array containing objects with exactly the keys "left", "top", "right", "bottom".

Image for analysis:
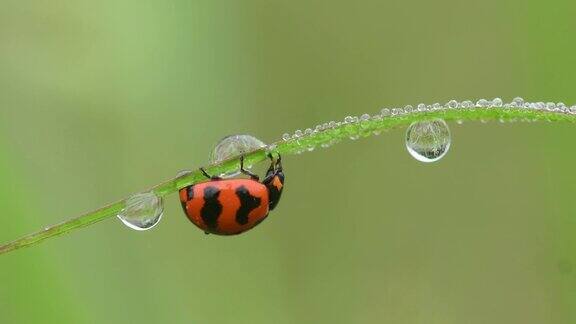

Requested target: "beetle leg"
[
  {"left": 239, "top": 156, "right": 259, "bottom": 181},
  {"left": 200, "top": 167, "right": 222, "bottom": 181}
]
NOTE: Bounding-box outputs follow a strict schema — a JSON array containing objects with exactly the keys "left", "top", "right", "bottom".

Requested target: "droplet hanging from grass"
[
  {"left": 117, "top": 192, "right": 164, "bottom": 231},
  {"left": 405, "top": 119, "right": 451, "bottom": 163}
]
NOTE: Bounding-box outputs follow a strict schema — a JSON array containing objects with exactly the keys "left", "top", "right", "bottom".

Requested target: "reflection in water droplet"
[
  {"left": 118, "top": 192, "right": 163, "bottom": 231},
  {"left": 476, "top": 99, "right": 489, "bottom": 107},
  {"left": 405, "top": 119, "right": 451, "bottom": 163},
  {"left": 491, "top": 98, "right": 503, "bottom": 107},
  {"left": 391, "top": 108, "right": 403, "bottom": 116},
  {"left": 210, "top": 134, "right": 266, "bottom": 164},
  {"left": 512, "top": 97, "right": 524, "bottom": 107},
  {"left": 209, "top": 134, "right": 267, "bottom": 177}
]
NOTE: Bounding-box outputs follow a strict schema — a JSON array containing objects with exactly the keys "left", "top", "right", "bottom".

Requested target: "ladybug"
[{"left": 179, "top": 154, "right": 284, "bottom": 235}]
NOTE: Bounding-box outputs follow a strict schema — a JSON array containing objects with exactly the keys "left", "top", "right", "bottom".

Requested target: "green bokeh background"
[{"left": 1, "top": 1, "right": 575, "bottom": 323}]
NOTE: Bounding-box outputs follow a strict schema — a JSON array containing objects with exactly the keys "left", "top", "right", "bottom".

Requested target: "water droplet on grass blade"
[
  {"left": 210, "top": 134, "right": 266, "bottom": 163},
  {"left": 476, "top": 99, "right": 489, "bottom": 107},
  {"left": 491, "top": 98, "right": 503, "bottom": 107},
  {"left": 405, "top": 119, "right": 451, "bottom": 163},
  {"left": 209, "top": 134, "right": 266, "bottom": 177},
  {"left": 176, "top": 170, "right": 191, "bottom": 177},
  {"left": 512, "top": 97, "right": 524, "bottom": 107},
  {"left": 460, "top": 100, "right": 473, "bottom": 108},
  {"left": 118, "top": 192, "right": 163, "bottom": 231}
]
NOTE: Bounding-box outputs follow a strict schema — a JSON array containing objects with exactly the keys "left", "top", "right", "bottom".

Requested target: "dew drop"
[
  {"left": 209, "top": 134, "right": 267, "bottom": 177},
  {"left": 512, "top": 97, "right": 524, "bottom": 107},
  {"left": 118, "top": 192, "right": 163, "bottom": 231},
  {"left": 210, "top": 134, "right": 267, "bottom": 164},
  {"left": 404, "top": 105, "right": 414, "bottom": 114},
  {"left": 391, "top": 108, "right": 404, "bottom": 116},
  {"left": 176, "top": 170, "right": 192, "bottom": 177},
  {"left": 460, "top": 100, "right": 473, "bottom": 109},
  {"left": 294, "top": 129, "right": 303, "bottom": 138},
  {"left": 405, "top": 119, "right": 451, "bottom": 163},
  {"left": 417, "top": 103, "right": 427, "bottom": 112},
  {"left": 381, "top": 108, "right": 391, "bottom": 117},
  {"left": 491, "top": 97, "right": 503, "bottom": 107},
  {"left": 282, "top": 133, "right": 291, "bottom": 141},
  {"left": 476, "top": 99, "right": 489, "bottom": 107},
  {"left": 447, "top": 100, "right": 458, "bottom": 109}
]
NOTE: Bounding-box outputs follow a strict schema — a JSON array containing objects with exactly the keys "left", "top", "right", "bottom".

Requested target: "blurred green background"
[{"left": 1, "top": 0, "right": 576, "bottom": 323}]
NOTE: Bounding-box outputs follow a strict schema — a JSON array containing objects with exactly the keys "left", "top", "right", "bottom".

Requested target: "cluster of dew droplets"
[
  {"left": 279, "top": 97, "right": 576, "bottom": 162},
  {"left": 117, "top": 97, "right": 576, "bottom": 230}
]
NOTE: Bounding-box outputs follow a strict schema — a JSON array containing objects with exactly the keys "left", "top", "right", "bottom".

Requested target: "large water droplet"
[
  {"left": 405, "top": 119, "right": 451, "bottom": 163},
  {"left": 210, "top": 134, "right": 267, "bottom": 164},
  {"left": 209, "top": 134, "right": 266, "bottom": 177},
  {"left": 118, "top": 192, "right": 164, "bottom": 231}
]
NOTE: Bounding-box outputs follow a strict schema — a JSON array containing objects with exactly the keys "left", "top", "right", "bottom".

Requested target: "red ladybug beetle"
[{"left": 179, "top": 154, "right": 284, "bottom": 235}]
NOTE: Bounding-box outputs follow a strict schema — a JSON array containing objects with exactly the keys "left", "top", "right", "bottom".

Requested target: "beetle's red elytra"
[{"left": 179, "top": 154, "right": 284, "bottom": 235}]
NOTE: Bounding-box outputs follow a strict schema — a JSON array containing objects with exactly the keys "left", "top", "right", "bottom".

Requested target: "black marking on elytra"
[
  {"left": 180, "top": 186, "right": 193, "bottom": 214},
  {"left": 201, "top": 186, "right": 222, "bottom": 230},
  {"left": 187, "top": 186, "right": 194, "bottom": 200},
  {"left": 235, "top": 185, "right": 261, "bottom": 225}
]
